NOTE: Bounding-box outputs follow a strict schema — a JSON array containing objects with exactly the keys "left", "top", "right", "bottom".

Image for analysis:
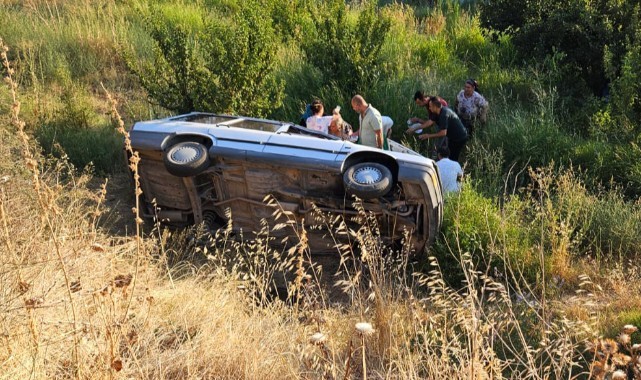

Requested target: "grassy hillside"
[{"left": 2, "top": 0, "right": 641, "bottom": 378}]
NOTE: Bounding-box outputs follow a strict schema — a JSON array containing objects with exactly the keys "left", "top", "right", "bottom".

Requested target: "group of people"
[
  {"left": 301, "top": 96, "right": 393, "bottom": 148},
  {"left": 301, "top": 79, "right": 489, "bottom": 195}
]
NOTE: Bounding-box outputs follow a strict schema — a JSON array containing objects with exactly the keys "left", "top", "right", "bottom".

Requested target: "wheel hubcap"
[
  {"left": 172, "top": 144, "right": 201, "bottom": 163},
  {"left": 353, "top": 166, "right": 382, "bottom": 184}
]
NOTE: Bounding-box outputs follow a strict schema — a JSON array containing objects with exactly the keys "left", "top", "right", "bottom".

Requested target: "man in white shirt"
[
  {"left": 381, "top": 116, "right": 394, "bottom": 138},
  {"left": 436, "top": 146, "right": 463, "bottom": 194}
]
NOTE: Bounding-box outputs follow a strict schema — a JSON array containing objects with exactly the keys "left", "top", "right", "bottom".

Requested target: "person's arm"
[
  {"left": 419, "top": 128, "right": 446, "bottom": 140},
  {"left": 375, "top": 128, "right": 384, "bottom": 149},
  {"left": 406, "top": 119, "right": 434, "bottom": 134},
  {"left": 477, "top": 95, "right": 489, "bottom": 123}
]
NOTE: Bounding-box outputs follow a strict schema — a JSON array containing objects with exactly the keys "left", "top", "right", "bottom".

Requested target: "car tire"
[
  {"left": 163, "top": 141, "right": 210, "bottom": 177},
  {"left": 343, "top": 162, "right": 393, "bottom": 199}
]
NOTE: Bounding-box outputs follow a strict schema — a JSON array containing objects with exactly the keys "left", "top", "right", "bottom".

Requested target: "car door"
[{"left": 262, "top": 133, "right": 346, "bottom": 171}]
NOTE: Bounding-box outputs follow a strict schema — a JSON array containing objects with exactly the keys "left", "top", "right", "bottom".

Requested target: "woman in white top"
[
  {"left": 454, "top": 79, "right": 488, "bottom": 136},
  {"left": 306, "top": 99, "right": 341, "bottom": 134}
]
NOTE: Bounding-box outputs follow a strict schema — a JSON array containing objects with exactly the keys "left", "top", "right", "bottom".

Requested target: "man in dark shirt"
[
  {"left": 406, "top": 91, "right": 448, "bottom": 133},
  {"left": 419, "top": 96, "right": 468, "bottom": 162}
]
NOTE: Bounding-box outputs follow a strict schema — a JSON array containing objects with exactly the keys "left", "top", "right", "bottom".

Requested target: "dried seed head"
[
  {"left": 623, "top": 324, "right": 638, "bottom": 334},
  {"left": 601, "top": 338, "right": 619, "bottom": 355},
  {"left": 618, "top": 333, "right": 631, "bottom": 345},
  {"left": 310, "top": 333, "right": 327, "bottom": 345},
  {"left": 70, "top": 280, "right": 82, "bottom": 293},
  {"left": 590, "top": 362, "right": 604, "bottom": 376},
  {"left": 355, "top": 322, "right": 374, "bottom": 335},
  {"left": 24, "top": 297, "right": 44, "bottom": 309},
  {"left": 91, "top": 243, "right": 105, "bottom": 252},
  {"left": 18, "top": 281, "right": 31, "bottom": 294},
  {"left": 111, "top": 359, "right": 123, "bottom": 372},
  {"left": 612, "top": 353, "right": 632, "bottom": 366},
  {"left": 114, "top": 274, "right": 132, "bottom": 288},
  {"left": 612, "top": 370, "right": 626, "bottom": 380},
  {"left": 632, "top": 343, "right": 641, "bottom": 352}
]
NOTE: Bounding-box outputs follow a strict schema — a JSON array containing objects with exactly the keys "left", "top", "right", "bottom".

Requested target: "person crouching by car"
[
  {"left": 454, "top": 79, "right": 488, "bottom": 137},
  {"left": 382, "top": 116, "right": 394, "bottom": 139},
  {"left": 406, "top": 90, "right": 448, "bottom": 135},
  {"left": 306, "top": 99, "right": 341, "bottom": 134},
  {"left": 419, "top": 97, "right": 468, "bottom": 162},
  {"left": 436, "top": 145, "right": 463, "bottom": 195}
]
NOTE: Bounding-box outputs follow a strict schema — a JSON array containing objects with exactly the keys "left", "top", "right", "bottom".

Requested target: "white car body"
[{"left": 129, "top": 112, "right": 443, "bottom": 253}]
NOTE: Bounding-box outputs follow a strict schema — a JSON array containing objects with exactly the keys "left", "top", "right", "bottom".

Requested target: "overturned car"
[{"left": 129, "top": 113, "right": 444, "bottom": 253}]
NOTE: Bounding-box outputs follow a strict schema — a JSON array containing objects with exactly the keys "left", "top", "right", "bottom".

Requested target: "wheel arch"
[
  {"left": 342, "top": 151, "right": 399, "bottom": 185},
  {"left": 161, "top": 133, "right": 214, "bottom": 152}
]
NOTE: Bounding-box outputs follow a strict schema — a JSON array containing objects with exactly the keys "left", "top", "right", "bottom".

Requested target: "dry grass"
[{"left": 3, "top": 37, "right": 641, "bottom": 379}]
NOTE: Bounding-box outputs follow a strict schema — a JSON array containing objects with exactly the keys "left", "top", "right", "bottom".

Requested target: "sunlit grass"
[{"left": 2, "top": 1, "right": 641, "bottom": 378}]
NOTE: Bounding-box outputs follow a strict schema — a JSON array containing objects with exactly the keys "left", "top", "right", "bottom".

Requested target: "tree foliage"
[
  {"left": 606, "top": 7, "right": 641, "bottom": 139},
  {"left": 124, "top": 3, "right": 283, "bottom": 117},
  {"left": 301, "top": 0, "right": 391, "bottom": 97},
  {"left": 480, "top": 0, "right": 639, "bottom": 103}
]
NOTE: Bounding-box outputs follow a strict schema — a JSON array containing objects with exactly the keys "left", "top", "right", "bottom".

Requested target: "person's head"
[
  {"left": 351, "top": 95, "right": 368, "bottom": 114},
  {"left": 437, "top": 145, "right": 450, "bottom": 160},
  {"left": 328, "top": 118, "right": 340, "bottom": 136},
  {"left": 310, "top": 99, "right": 324, "bottom": 116},
  {"left": 464, "top": 79, "right": 478, "bottom": 96},
  {"left": 414, "top": 90, "right": 429, "bottom": 106},
  {"left": 428, "top": 96, "right": 443, "bottom": 114},
  {"left": 329, "top": 118, "right": 352, "bottom": 138}
]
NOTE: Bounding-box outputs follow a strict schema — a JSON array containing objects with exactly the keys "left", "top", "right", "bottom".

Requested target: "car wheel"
[
  {"left": 343, "top": 162, "right": 393, "bottom": 199},
  {"left": 163, "top": 141, "right": 210, "bottom": 177}
]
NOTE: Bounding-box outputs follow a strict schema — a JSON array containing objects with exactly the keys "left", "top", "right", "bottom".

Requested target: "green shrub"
[
  {"left": 572, "top": 139, "right": 641, "bottom": 199},
  {"left": 607, "top": 23, "right": 641, "bottom": 140},
  {"left": 478, "top": 115, "right": 574, "bottom": 189},
  {"left": 432, "top": 186, "right": 538, "bottom": 286},
  {"left": 124, "top": 1, "right": 284, "bottom": 116},
  {"left": 33, "top": 85, "right": 123, "bottom": 174},
  {"left": 301, "top": 0, "right": 392, "bottom": 97},
  {"left": 36, "top": 123, "right": 124, "bottom": 174},
  {"left": 414, "top": 35, "right": 452, "bottom": 71},
  {"left": 610, "top": 310, "right": 641, "bottom": 343},
  {"left": 530, "top": 167, "right": 641, "bottom": 262}
]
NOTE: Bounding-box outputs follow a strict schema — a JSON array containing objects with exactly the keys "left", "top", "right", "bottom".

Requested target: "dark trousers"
[
  {"left": 461, "top": 118, "right": 475, "bottom": 137},
  {"left": 448, "top": 138, "right": 467, "bottom": 162}
]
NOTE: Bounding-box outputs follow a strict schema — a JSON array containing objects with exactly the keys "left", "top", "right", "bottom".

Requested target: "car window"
[
  {"left": 280, "top": 124, "right": 341, "bottom": 140},
  {"left": 179, "top": 114, "right": 282, "bottom": 132}
]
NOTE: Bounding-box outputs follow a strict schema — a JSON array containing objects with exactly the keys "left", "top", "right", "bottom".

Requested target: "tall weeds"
[{"left": 3, "top": 1, "right": 641, "bottom": 378}]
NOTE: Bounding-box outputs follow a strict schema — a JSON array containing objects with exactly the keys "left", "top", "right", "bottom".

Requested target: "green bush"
[
  {"left": 124, "top": 1, "right": 284, "bottom": 116},
  {"left": 36, "top": 123, "right": 124, "bottom": 175},
  {"left": 607, "top": 23, "right": 641, "bottom": 140},
  {"left": 478, "top": 115, "right": 574, "bottom": 189},
  {"left": 33, "top": 85, "right": 123, "bottom": 174},
  {"left": 301, "top": 0, "right": 392, "bottom": 97},
  {"left": 572, "top": 139, "right": 641, "bottom": 199},
  {"left": 432, "top": 187, "right": 538, "bottom": 286}
]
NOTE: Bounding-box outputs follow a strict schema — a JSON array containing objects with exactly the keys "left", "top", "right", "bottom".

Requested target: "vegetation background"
[{"left": 1, "top": 0, "right": 641, "bottom": 378}]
